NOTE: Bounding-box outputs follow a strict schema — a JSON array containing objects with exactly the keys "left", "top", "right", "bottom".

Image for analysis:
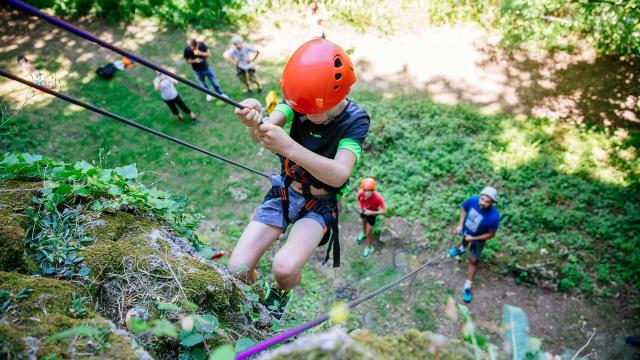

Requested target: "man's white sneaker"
[{"left": 206, "top": 94, "right": 213, "bottom": 102}]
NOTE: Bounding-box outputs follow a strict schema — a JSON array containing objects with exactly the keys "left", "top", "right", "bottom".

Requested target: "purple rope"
[
  {"left": 235, "top": 316, "right": 328, "bottom": 360},
  {"left": 236, "top": 254, "right": 447, "bottom": 359},
  {"left": 7, "top": 0, "right": 244, "bottom": 110}
]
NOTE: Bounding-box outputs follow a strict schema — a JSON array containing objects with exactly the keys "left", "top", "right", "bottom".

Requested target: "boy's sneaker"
[
  {"left": 362, "top": 246, "right": 374, "bottom": 259},
  {"left": 245, "top": 89, "right": 253, "bottom": 95},
  {"left": 356, "top": 233, "right": 366, "bottom": 245},
  {"left": 262, "top": 285, "right": 292, "bottom": 320},
  {"left": 258, "top": 88, "right": 263, "bottom": 94},
  {"left": 463, "top": 288, "right": 473, "bottom": 303},
  {"left": 449, "top": 246, "right": 465, "bottom": 257},
  {"left": 177, "top": 114, "right": 183, "bottom": 123},
  {"left": 206, "top": 94, "right": 213, "bottom": 102}
]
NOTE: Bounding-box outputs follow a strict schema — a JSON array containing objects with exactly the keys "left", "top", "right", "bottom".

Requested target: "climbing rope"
[
  {"left": 236, "top": 252, "right": 450, "bottom": 359},
  {"left": 7, "top": 0, "right": 245, "bottom": 110},
  {"left": 0, "top": 70, "right": 269, "bottom": 179}
]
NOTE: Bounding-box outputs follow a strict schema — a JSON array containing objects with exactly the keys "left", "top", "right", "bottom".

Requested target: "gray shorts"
[{"left": 252, "top": 187, "right": 330, "bottom": 230}]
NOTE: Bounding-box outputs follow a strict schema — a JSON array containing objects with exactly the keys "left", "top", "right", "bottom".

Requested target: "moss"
[
  {"left": 86, "top": 211, "right": 156, "bottom": 244},
  {"left": 263, "top": 328, "right": 481, "bottom": 360},
  {"left": 0, "top": 180, "right": 42, "bottom": 212},
  {"left": 0, "top": 210, "right": 28, "bottom": 272},
  {"left": 0, "top": 271, "right": 81, "bottom": 317},
  {"left": 0, "top": 180, "right": 43, "bottom": 273}
]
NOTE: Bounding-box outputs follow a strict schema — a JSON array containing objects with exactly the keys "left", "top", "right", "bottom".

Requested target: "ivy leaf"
[
  {"left": 129, "top": 317, "right": 150, "bottom": 333},
  {"left": 156, "top": 302, "right": 180, "bottom": 312},
  {"left": 502, "top": 304, "right": 530, "bottom": 360},
  {"left": 98, "top": 169, "right": 113, "bottom": 182},
  {"left": 195, "top": 314, "right": 218, "bottom": 333},
  {"left": 152, "top": 319, "right": 178, "bottom": 338},
  {"left": 47, "top": 325, "right": 102, "bottom": 342},
  {"left": 181, "top": 300, "right": 198, "bottom": 312},
  {"left": 234, "top": 337, "right": 256, "bottom": 353},
  {"left": 108, "top": 184, "right": 123, "bottom": 196},
  {"left": 180, "top": 333, "right": 204, "bottom": 347},
  {"left": 73, "top": 185, "right": 91, "bottom": 197},
  {"left": 209, "top": 344, "right": 234, "bottom": 360},
  {"left": 77, "top": 267, "right": 91, "bottom": 277},
  {"left": 74, "top": 160, "right": 94, "bottom": 174},
  {"left": 0, "top": 154, "right": 19, "bottom": 166},
  {"left": 114, "top": 164, "right": 138, "bottom": 179},
  {"left": 23, "top": 153, "right": 42, "bottom": 164}
]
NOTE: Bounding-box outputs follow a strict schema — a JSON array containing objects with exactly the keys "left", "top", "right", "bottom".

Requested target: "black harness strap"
[{"left": 274, "top": 160, "right": 341, "bottom": 267}]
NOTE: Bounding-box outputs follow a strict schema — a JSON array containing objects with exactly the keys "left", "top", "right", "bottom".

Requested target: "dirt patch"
[{"left": 309, "top": 216, "right": 640, "bottom": 358}]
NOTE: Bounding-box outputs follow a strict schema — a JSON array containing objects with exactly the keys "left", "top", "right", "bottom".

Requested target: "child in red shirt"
[{"left": 356, "top": 178, "right": 386, "bottom": 258}]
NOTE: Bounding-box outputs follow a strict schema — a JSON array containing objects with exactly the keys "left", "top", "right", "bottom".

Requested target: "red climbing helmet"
[
  {"left": 360, "top": 178, "right": 377, "bottom": 191},
  {"left": 281, "top": 38, "right": 357, "bottom": 114}
]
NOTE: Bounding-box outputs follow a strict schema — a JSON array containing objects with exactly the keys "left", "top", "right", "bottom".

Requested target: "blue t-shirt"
[{"left": 461, "top": 195, "right": 500, "bottom": 237}]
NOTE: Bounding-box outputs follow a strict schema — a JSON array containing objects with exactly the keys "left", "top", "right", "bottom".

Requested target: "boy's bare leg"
[
  {"left": 361, "top": 218, "right": 367, "bottom": 235},
  {"left": 365, "top": 223, "right": 374, "bottom": 247},
  {"left": 272, "top": 218, "right": 324, "bottom": 290},
  {"left": 228, "top": 221, "right": 282, "bottom": 283}
]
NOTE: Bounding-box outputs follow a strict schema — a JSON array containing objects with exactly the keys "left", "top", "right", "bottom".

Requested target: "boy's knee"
[
  {"left": 272, "top": 255, "right": 300, "bottom": 283},
  {"left": 469, "top": 256, "right": 479, "bottom": 266}
]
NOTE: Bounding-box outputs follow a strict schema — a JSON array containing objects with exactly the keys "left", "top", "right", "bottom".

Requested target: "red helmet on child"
[
  {"left": 281, "top": 39, "right": 357, "bottom": 114},
  {"left": 360, "top": 178, "right": 377, "bottom": 191}
]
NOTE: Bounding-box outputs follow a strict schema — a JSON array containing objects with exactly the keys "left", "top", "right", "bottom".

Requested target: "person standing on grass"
[
  {"left": 448, "top": 186, "right": 500, "bottom": 303},
  {"left": 183, "top": 39, "right": 226, "bottom": 102},
  {"left": 356, "top": 177, "right": 386, "bottom": 259},
  {"left": 153, "top": 72, "right": 197, "bottom": 123},
  {"left": 223, "top": 35, "right": 262, "bottom": 95},
  {"left": 228, "top": 38, "right": 369, "bottom": 320},
  {"left": 17, "top": 55, "right": 45, "bottom": 86}
]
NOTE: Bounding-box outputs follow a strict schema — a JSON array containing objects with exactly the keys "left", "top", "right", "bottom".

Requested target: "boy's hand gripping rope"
[
  {"left": 7, "top": 0, "right": 245, "bottom": 110},
  {"left": 0, "top": 70, "right": 269, "bottom": 179}
]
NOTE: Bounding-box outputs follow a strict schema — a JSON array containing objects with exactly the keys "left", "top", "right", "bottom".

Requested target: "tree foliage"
[{"left": 429, "top": 0, "right": 640, "bottom": 56}]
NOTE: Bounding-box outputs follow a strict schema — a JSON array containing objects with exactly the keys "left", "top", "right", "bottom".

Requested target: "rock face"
[
  {"left": 258, "top": 327, "right": 483, "bottom": 360},
  {"left": 0, "top": 179, "right": 264, "bottom": 359}
]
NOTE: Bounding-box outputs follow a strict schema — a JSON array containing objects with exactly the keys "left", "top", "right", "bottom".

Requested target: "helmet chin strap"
[{"left": 324, "top": 99, "right": 348, "bottom": 123}]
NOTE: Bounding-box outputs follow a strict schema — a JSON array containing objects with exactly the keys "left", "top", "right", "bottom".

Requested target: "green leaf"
[
  {"left": 181, "top": 300, "right": 198, "bottom": 312},
  {"left": 234, "top": 337, "right": 256, "bottom": 353},
  {"left": 129, "top": 317, "right": 150, "bottom": 333},
  {"left": 54, "top": 183, "right": 72, "bottom": 197},
  {"left": 99, "top": 169, "right": 113, "bottom": 182},
  {"left": 180, "top": 333, "right": 204, "bottom": 347},
  {"left": 195, "top": 314, "right": 218, "bottom": 332},
  {"left": 108, "top": 184, "right": 123, "bottom": 196},
  {"left": 23, "top": 153, "right": 43, "bottom": 164},
  {"left": 502, "top": 304, "right": 530, "bottom": 360},
  {"left": 190, "top": 348, "right": 207, "bottom": 360},
  {"left": 209, "top": 344, "right": 234, "bottom": 360},
  {"left": 47, "top": 326, "right": 101, "bottom": 341},
  {"left": 152, "top": 319, "right": 178, "bottom": 338},
  {"left": 74, "top": 160, "right": 94, "bottom": 174},
  {"left": 114, "top": 164, "right": 138, "bottom": 179},
  {"left": 1, "top": 154, "right": 19, "bottom": 166},
  {"left": 73, "top": 186, "right": 91, "bottom": 197},
  {"left": 157, "top": 302, "right": 181, "bottom": 312}
]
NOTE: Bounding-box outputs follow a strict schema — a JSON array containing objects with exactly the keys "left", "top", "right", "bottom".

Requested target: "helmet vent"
[
  {"left": 334, "top": 57, "right": 343, "bottom": 68},
  {"left": 335, "top": 73, "right": 343, "bottom": 80},
  {"left": 333, "top": 85, "right": 339, "bottom": 91}
]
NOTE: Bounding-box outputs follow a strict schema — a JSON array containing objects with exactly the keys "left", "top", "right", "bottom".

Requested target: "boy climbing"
[
  {"left": 448, "top": 186, "right": 500, "bottom": 303},
  {"left": 356, "top": 177, "right": 386, "bottom": 259},
  {"left": 227, "top": 38, "right": 370, "bottom": 320}
]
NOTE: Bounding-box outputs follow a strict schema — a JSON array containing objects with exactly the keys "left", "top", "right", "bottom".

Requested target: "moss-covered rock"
[
  {"left": 259, "top": 327, "right": 482, "bottom": 360},
  {"left": 0, "top": 180, "right": 42, "bottom": 272},
  {"left": 0, "top": 272, "right": 151, "bottom": 360}
]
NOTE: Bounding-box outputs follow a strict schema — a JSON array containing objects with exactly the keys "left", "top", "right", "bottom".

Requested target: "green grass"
[{"left": 2, "top": 14, "right": 639, "bottom": 306}]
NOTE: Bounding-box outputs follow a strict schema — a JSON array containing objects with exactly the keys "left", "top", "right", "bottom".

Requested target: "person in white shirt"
[
  {"left": 153, "top": 72, "right": 197, "bottom": 123},
  {"left": 224, "top": 35, "right": 262, "bottom": 95}
]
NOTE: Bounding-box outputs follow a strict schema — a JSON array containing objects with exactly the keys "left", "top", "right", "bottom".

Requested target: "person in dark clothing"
[
  {"left": 183, "top": 39, "right": 226, "bottom": 102},
  {"left": 154, "top": 72, "right": 197, "bottom": 123}
]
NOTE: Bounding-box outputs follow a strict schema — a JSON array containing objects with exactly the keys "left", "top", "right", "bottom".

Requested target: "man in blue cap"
[{"left": 448, "top": 186, "right": 501, "bottom": 303}]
